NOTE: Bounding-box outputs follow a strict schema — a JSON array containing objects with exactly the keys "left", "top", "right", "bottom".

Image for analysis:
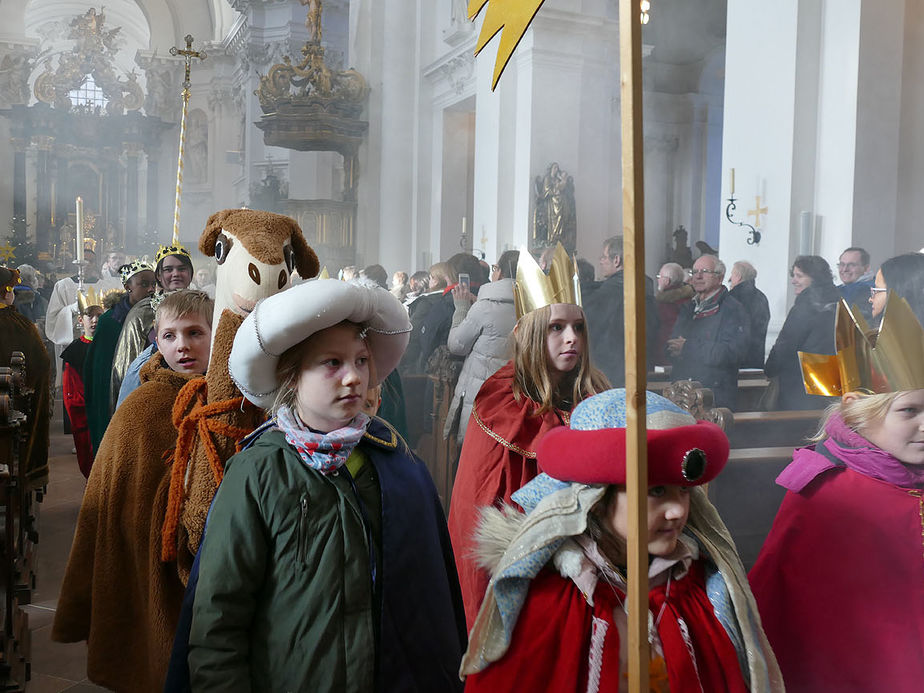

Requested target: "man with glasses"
[
  {"left": 583, "top": 236, "right": 659, "bottom": 386},
  {"left": 666, "top": 254, "right": 749, "bottom": 409},
  {"left": 836, "top": 247, "right": 874, "bottom": 320}
]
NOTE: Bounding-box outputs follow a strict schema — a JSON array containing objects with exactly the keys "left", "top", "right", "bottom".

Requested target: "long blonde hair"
[
  {"left": 810, "top": 391, "right": 901, "bottom": 442},
  {"left": 512, "top": 305, "right": 610, "bottom": 414}
]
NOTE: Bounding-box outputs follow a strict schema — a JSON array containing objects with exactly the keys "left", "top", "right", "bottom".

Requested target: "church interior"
[{"left": 1, "top": 0, "right": 923, "bottom": 690}]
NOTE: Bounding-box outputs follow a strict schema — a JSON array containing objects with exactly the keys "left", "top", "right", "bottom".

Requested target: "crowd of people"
[{"left": 1, "top": 221, "right": 923, "bottom": 692}]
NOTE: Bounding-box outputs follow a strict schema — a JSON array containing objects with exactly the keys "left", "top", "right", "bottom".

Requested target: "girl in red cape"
[
  {"left": 62, "top": 293, "right": 103, "bottom": 478},
  {"left": 448, "top": 298, "right": 608, "bottom": 628},
  {"left": 750, "top": 391, "right": 924, "bottom": 691},
  {"left": 461, "top": 389, "right": 783, "bottom": 693}
]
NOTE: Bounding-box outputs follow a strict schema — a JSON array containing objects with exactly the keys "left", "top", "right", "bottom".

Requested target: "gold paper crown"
[
  {"left": 77, "top": 287, "right": 103, "bottom": 314},
  {"left": 799, "top": 292, "right": 924, "bottom": 396},
  {"left": 119, "top": 259, "right": 155, "bottom": 284},
  {"left": 155, "top": 243, "right": 192, "bottom": 265},
  {"left": 83, "top": 237, "right": 98, "bottom": 253},
  {"left": 514, "top": 242, "right": 581, "bottom": 319}
]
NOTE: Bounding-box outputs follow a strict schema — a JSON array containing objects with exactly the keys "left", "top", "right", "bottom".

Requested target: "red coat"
[
  {"left": 750, "top": 467, "right": 924, "bottom": 692},
  {"left": 465, "top": 563, "right": 748, "bottom": 693},
  {"left": 62, "top": 336, "right": 92, "bottom": 477},
  {"left": 448, "top": 362, "right": 569, "bottom": 628}
]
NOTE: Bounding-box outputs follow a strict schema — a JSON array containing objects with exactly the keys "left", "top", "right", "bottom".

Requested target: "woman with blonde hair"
[
  {"left": 448, "top": 246, "right": 609, "bottom": 628},
  {"left": 750, "top": 292, "right": 924, "bottom": 692}
]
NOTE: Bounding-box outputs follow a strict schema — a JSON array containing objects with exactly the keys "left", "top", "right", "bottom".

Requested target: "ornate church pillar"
[
  {"left": 125, "top": 145, "right": 141, "bottom": 250},
  {"left": 33, "top": 136, "right": 54, "bottom": 254},
  {"left": 145, "top": 152, "right": 160, "bottom": 241}
]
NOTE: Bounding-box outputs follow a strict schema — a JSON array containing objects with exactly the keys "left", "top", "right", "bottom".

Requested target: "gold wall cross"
[{"left": 747, "top": 195, "right": 768, "bottom": 228}]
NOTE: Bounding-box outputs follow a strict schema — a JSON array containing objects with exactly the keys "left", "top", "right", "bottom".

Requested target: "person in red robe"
[
  {"left": 461, "top": 389, "right": 783, "bottom": 692},
  {"left": 62, "top": 291, "right": 103, "bottom": 478},
  {"left": 448, "top": 288, "right": 609, "bottom": 628},
  {"left": 749, "top": 388, "right": 924, "bottom": 692}
]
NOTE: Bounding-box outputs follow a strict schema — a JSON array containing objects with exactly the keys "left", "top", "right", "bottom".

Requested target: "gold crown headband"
[
  {"left": 76, "top": 287, "right": 121, "bottom": 314},
  {"left": 513, "top": 242, "right": 581, "bottom": 319},
  {"left": 155, "top": 243, "right": 192, "bottom": 265},
  {"left": 799, "top": 292, "right": 924, "bottom": 396},
  {"left": 119, "top": 259, "right": 155, "bottom": 284}
]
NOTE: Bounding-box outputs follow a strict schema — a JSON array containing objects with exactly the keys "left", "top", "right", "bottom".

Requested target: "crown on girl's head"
[
  {"left": 155, "top": 243, "right": 192, "bottom": 265},
  {"left": 119, "top": 259, "right": 155, "bottom": 284},
  {"left": 800, "top": 292, "right": 924, "bottom": 396},
  {"left": 77, "top": 287, "right": 102, "bottom": 314},
  {"left": 514, "top": 243, "right": 581, "bottom": 319}
]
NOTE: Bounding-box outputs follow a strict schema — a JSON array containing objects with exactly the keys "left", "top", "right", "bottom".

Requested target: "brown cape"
[{"left": 52, "top": 352, "right": 198, "bottom": 692}]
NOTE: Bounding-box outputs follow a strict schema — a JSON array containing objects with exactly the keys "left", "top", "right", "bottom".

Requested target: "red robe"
[
  {"left": 465, "top": 563, "right": 748, "bottom": 693},
  {"left": 62, "top": 336, "right": 92, "bottom": 478},
  {"left": 448, "top": 362, "right": 569, "bottom": 628},
  {"left": 749, "top": 467, "right": 924, "bottom": 692}
]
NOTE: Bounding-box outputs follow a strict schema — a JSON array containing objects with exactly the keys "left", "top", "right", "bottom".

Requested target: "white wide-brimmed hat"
[{"left": 229, "top": 278, "right": 411, "bottom": 409}]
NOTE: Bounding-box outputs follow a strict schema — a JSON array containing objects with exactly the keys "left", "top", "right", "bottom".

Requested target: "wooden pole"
[{"left": 618, "top": 0, "right": 649, "bottom": 691}]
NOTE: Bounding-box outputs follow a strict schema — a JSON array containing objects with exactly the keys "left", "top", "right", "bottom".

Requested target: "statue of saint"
[{"left": 532, "top": 162, "right": 576, "bottom": 255}]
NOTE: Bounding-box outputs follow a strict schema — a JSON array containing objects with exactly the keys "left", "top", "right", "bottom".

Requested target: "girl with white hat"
[{"left": 187, "top": 279, "right": 466, "bottom": 691}]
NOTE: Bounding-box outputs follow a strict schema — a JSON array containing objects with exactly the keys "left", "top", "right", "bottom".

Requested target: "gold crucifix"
[
  {"left": 480, "top": 226, "right": 489, "bottom": 250},
  {"left": 170, "top": 34, "right": 207, "bottom": 94},
  {"left": 747, "top": 195, "right": 768, "bottom": 228}
]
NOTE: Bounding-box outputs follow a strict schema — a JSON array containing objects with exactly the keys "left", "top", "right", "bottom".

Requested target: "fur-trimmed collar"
[
  {"left": 656, "top": 283, "right": 694, "bottom": 304},
  {"left": 138, "top": 351, "right": 201, "bottom": 391}
]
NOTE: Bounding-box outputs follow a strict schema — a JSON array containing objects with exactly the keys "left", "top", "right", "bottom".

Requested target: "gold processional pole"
[
  {"left": 169, "top": 35, "right": 206, "bottom": 246},
  {"left": 468, "top": 0, "right": 650, "bottom": 687},
  {"left": 618, "top": 0, "right": 650, "bottom": 690}
]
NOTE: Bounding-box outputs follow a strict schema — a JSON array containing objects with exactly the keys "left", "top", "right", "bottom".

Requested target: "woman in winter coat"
[
  {"left": 764, "top": 255, "right": 840, "bottom": 410},
  {"left": 443, "top": 249, "right": 519, "bottom": 442}
]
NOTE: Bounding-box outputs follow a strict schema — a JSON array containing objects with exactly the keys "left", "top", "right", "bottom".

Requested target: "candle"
[
  {"left": 76, "top": 197, "right": 84, "bottom": 264},
  {"left": 730, "top": 168, "right": 735, "bottom": 195},
  {"left": 462, "top": 216, "right": 467, "bottom": 237}
]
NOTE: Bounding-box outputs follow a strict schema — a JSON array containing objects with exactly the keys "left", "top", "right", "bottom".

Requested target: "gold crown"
[
  {"left": 155, "top": 243, "right": 192, "bottom": 265},
  {"left": 513, "top": 242, "right": 581, "bottom": 319},
  {"left": 799, "top": 292, "right": 924, "bottom": 396},
  {"left": 119, "top": 258, "right": 155, "bottom": 284},
  {"left": 84, "top": 237, "right": 98, "bottom": 253},
  {"left": 77, "top": 287, "right": 103, "bottom": 314}
]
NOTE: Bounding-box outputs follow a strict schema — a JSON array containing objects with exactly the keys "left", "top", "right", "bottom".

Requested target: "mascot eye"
[
  {"left": 283, "top": 244, "right": 294, "bottom": 274},
  {"left": 214, "top": 233, "right": 233, "bottom": 265}
]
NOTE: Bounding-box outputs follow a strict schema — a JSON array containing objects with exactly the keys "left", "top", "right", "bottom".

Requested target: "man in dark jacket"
[
  {"left": 728, "top": 260, "right": 770, "bottom": 368},
  {"left": 667, "top": 254, "right": 749, "bottom": 409},
  {"left": 583, "top": 236, "right": 659, "bottom": 387}
]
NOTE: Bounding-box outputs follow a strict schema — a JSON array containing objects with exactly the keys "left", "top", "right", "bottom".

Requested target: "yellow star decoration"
[
  {"left": 468, "top": 0, "right": 547, "bottom": 90},
  {"left": 0, "top": 243, "right": 16, "bottom": 264}
]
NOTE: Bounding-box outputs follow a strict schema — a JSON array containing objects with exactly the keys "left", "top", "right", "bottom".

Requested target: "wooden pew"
[{"left": 725, "top": 409, "right": 823, "bottom": 449}]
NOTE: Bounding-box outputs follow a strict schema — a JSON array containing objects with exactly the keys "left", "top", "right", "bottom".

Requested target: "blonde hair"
[
  {"left": 810, "top": 391, "right": 902, "bottom": 442},
  {"left": 428, "top": 262, "right": 456, "bottom": 290},
  {"left": 512, "top": 305, "right": 610, "bottom": 414},
  {"left": 154, "top": 290, "right": 214, "bottom": 334},
  {"left": 270, "top": 321, "right": 376, "bottom": 415}
]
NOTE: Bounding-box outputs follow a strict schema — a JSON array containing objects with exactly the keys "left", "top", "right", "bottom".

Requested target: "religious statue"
[
  {"left": 669, "top": 225, "right": 694, "bottom": 269},
  {"left": 301, "top": 0, "right": 323, "bottom": 43},
  {"left": 532, "top": 162, "right": 577, "bottom": 255}
]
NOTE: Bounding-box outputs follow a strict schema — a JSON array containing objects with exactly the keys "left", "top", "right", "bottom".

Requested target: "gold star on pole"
[
  {"left": 0, "top": 243, "right": 16, "bottom": 264},
  {"left": 468, "top": 0, "right": 547, "bottom": 90}
]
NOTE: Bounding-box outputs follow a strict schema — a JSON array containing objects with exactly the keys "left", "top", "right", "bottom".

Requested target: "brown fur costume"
[
  {"left": 52, "top": 352, "right": 198, "bottom": 692},
  {"left": 160, "top": 209, "right": 319, "bottom": 579}
]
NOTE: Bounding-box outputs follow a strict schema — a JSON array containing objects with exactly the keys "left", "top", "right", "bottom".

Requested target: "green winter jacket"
[{"left": 188, "top": 422, "right": 466, "bottom": 692}]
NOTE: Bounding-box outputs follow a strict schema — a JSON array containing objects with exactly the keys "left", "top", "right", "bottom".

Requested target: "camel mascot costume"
[
  {"left": 52, "top": 209, "right": 317, "bottom": 692},
  {"left": 162, "top": 209, "right": 320, "bottom": 578}
]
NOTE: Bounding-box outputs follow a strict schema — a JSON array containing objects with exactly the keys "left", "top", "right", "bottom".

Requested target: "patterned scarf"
[
  {"left": 275, "top": 406, "right": 371, "bottom": 474},
  {"left": 693, "top": 286, "right": 726, "bottom": 320}
]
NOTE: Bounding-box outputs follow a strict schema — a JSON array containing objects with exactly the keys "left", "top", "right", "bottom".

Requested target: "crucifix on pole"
[{"left": 169, "top": 34, "right": 206, "bottom": 245}]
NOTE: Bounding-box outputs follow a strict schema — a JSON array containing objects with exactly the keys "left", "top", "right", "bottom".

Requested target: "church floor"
[{"left": 25, "top": 398, "right": 106, "bottom": 692}]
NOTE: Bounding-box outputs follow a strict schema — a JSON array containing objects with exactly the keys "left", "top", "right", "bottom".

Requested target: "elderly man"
[
  {"left": 836, "top": 246, "right": 874, "bottom": 319},
  {"left": 653, "top": 262, "right": 693, "bottom": 365},
  {"left": 728, "top": 260, "right": 770, "bottom": 368},
  {"left": 583, "top": 236, "right": 659, "bottom": 386},
  {"left": 666, "top": 254, "right": 749, "bottom": 409}
]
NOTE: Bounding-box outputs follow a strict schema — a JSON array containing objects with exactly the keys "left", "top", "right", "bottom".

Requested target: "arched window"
[{"left": 69, "top": 74, "right": 108, "bottom": 109}]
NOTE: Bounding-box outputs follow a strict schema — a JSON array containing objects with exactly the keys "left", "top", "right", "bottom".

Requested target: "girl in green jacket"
[{"left": 188, "top": 278, "right": 466, "bottom": 692}]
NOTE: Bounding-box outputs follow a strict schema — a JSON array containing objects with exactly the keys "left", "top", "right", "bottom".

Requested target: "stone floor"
[{"left": 25, "top": 399, "right": 106, "bottom": 692}]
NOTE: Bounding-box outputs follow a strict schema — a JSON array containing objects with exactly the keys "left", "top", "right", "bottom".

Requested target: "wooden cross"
[
  {"left": 170, "top": 34, "right": 207, "bottom": 91},
  {"left": 747, "top": 195, "right": 768, "bottom": 228}
]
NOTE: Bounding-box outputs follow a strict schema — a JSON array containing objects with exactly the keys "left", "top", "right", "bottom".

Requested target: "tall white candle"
[
  {"left": 462, "top": 216, "right": 467, "bottom": 238},
  {"left": 76, "top": 197, "right": 84, "bottom": 264},
  {"left": 730, "top": 168, "right": 735, "bottom": 195}
]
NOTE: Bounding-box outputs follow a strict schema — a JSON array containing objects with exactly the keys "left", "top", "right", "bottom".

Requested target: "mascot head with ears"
[{"left": 200, "top": 208, "right": 319, "bottom": 345}]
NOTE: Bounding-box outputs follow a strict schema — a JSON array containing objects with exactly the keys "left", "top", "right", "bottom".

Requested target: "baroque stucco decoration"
[{"left": 32, "top": 8, "right": 143, "bottom": 114}]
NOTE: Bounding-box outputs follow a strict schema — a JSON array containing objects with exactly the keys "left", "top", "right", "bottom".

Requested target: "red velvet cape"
[
  {"left": 749, "top": 467, "right": 924, "bottom": 692},
  {"left": 62, "top": 336, "right": 92, "bottom": 477},
  {"left": 447, "top": 362, "right": 568, "bottom": 628},
  {"left": 465, "top": 563, "right": 748, "bottom": 693}
]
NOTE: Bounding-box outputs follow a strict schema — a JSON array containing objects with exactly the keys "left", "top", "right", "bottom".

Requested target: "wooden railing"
[{"left": 0, "top": 352, "right": 37, "bottom": 691}]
